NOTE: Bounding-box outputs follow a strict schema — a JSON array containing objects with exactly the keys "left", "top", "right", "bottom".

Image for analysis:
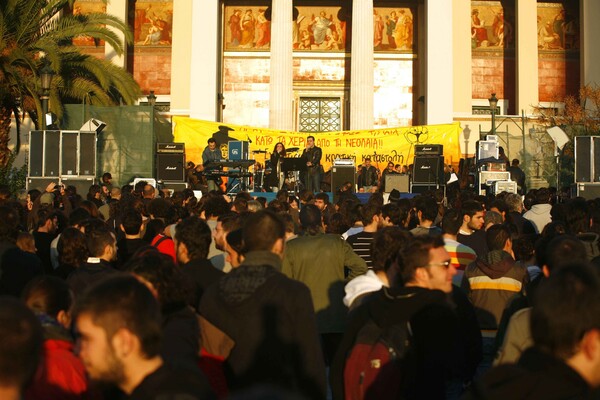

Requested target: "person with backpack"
[{"left": 331, "top": 235, "right": 460, "bottom": 400}]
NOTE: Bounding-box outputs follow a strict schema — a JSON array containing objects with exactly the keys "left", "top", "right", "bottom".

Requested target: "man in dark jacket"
[
  {"left": 174, "top": 215, "right": 224, "bottom": 311},
  {"left": 199, "top": 210, "right": 326, "bottom": 399},
  {"left": 332, "top": 235, "right": 461, "bottom": 400},
  {"left": 466, "top": 263, "right": 600, "bottom": 400},
  {"left": 67, "top": 224, "right": 119, "bottom": 300},
  {"left": 461, "top": 224, "right": 528, "bottom": 376}
]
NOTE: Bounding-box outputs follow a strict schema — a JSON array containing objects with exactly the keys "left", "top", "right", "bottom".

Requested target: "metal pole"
[
  {"left": 41, "top": 92, "right": 49, "bottom": 131},
  {"left": 491, "top": 107, "right": 496, "bottom": 135}
]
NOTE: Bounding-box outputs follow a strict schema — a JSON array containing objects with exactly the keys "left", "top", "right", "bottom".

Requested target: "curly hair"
[{"left": 57, "top": 227, "right": 89, "bottom": 268}]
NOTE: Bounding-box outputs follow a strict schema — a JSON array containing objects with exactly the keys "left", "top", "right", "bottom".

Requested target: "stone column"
[
  {"left": 170, "top": 0, "right": 193, "bottom": 115},
  {"left": 189, "top": 0, "right": 219, "bottom": 120},
  {"left": 582, "top": 0, "right": 600, "bottom": 90},
  {"left": 350, "top": 0, "right": 374, "bottom": 130},
  {"left": 516, "top": 0, "right": 539, "bottom": 114},
  {"left": 425, "top": 0, "right": 453, "bottom": 124},
  {"left": 105, "top": 0, "right": 127, "bottom": 68},
  {"left": 453, "top": 0, "right": 472, "bottom": 115},
  {"left": 269, "top": 0, "right": 294, "bottom": 130}
]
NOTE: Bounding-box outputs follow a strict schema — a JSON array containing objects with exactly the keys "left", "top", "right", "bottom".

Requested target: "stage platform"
[{"left": 247, "top": 192, "right": 418, "bottom": 203}]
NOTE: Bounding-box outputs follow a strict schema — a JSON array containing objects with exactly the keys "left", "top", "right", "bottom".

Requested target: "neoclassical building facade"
[{"left": 63, "top": 0, "right": 600, "bottom": 136}]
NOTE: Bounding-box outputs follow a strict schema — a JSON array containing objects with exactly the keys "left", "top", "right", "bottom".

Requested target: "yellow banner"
[{"left": 173, "top": 117, "right": 462, "bottom": 171}]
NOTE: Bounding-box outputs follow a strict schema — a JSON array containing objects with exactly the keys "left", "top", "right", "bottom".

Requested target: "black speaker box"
[
  {"left": 44, "top": 130, "right": 61, "bottom": 177},
  {"left": 331, "top": 165, "right": 356, "bottom": 204},
  {"left": 60, "top": 177, "right": 95, "bottom": 196},
  {"left": 575, "top": 136, "right": 592, "bottom": 182},
  {"left": 29, "top": 131, "right": 44, "bottom": 177},
  {"left": 573, "top": 183, "right": 600, "bottom": 200},
  {"left": 79, "top": 132, "right": 97, "bottom": 176},
  {"left": 385, "top": 174, "right": 409, "bottom": 192},
  {"left": 26, "top": 177, "right": 59, "bottom": 192},
  {"left": 412, "top": 156, "right": 444, "bottom": 185},
  {"left": 162, "top": 182, "right": 188, "bottom": 191},
  {"left": 61, "top": 131, "right": 78, "bottom": 175},
  {"left": 156, "top": 153, "right": 185, "bottom": 182}
]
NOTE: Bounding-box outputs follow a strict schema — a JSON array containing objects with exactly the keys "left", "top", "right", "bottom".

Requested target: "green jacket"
[{"left": 282, "top": 233, "right": 367, "bottom": 333}]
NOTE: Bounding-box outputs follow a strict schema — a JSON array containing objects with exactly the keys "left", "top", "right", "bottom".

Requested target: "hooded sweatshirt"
[
  {"left": 462, "top": 250, "right": 528, "bottom": 330},
  {"left": 523, "top": 203, "right": 552, "bottom": 234},
  {"left": 199, "top": 251, "right": 326, "bottom": 399},
  {"left": 343, "top": 270, "right": 384, "bottom": 309}
]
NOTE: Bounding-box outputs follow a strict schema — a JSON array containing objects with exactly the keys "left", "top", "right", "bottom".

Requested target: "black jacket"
[
  {"left": 331, "top": 286, "right": 459, "bottom": 400},
  {"left": 182, "top": 258, "right": 225, "bottom": 311}
]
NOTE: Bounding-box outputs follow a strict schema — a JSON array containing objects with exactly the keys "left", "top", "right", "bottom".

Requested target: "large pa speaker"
[
  {"left": 61, "top": 177, "right": 95, "bottom": 196},
  {"left": 79, "top": 132, "right": 97, "bottom": 176},
  {"left": 331, "top": 165, "right": 356, "bottom": 204},
  {"left": 61, "top": 131, "right": 78, "bottom": 176},
  {"left": 385, "top": 174, "right": 409, "bottom": 192},
  {"left": 573, "top": 183, "right": 600, "bottom": 200},
  {"left": 29, "top": 131, "right": 44, "bottom": 177},
  {"left": 575, "top": 136, "right": 592, "bottom": 182},
  {"left": 412, "top": 156, "right": 444, "bottom": 185},
  {"left": 44, "top": 130, "right": 61, "bottom": 177},
  {"left": 156, "top": 153, "right": 185, "bottom": 182},
  {"left": 26, "top": 177, "right": 59, "bottom": 192}
]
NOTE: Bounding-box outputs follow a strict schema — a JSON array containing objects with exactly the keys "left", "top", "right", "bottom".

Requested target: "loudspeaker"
[
  {"left": 44, "top": 130, "right": 61, "bottom": 177},
  {"left": 156, "top": 153, "right": 185, "bottom": 181},
  {"left": 412, "top": 156, "right": 444, "bottom": 185},
  {"left": 331, "top": 165, "right": 356, "bottom": 203},
  {"left": 385, "top": 174, "right": 409, "bottom": 192},
  {"left": 575, "top": 136, "right": 592, "bottom": 182},
  {"left": 162, "top": 182, "right": 188, "bottom": 191},
  {"left": 29, "top": 131, "right": 44, "bottom": 177},
  {"left": 60, "top": 177, "right": 95, "bottom": 196},
  {"left": 573, "top": 183, "right": 600, "bottom": 200},
  {"left": 79, "top": 132, "right": 97, "bottom": 176},
  {"left": 61, "top": 131, "right": 78, "bottom": 176},
  {"left": 26, "top": 177, "right": 59, "bottom": 192}
]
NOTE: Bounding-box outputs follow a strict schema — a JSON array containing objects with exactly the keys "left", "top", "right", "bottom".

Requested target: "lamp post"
[
  {"left": 40, "top": 60, "right": 54, "bottom": 131},
  {"left": 488, "top": 93, "right": 498, "bottom": 136},
  {"left": 147, "top": 91, "right": 157, "bottom": 106}
]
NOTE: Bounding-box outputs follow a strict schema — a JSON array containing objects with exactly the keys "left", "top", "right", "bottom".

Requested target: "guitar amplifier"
[
  {"left": 415, "top": 144, "right": 443, "bottom": 156},
  {"left": 157, "top": 142, "right": 185, "bottom": 153}
]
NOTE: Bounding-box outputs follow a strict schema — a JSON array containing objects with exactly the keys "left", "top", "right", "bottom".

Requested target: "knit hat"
[{"left": 39, "top": 192, "right": 54, "bottom": 205}]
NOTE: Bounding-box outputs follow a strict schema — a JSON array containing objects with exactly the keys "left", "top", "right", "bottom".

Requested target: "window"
[{"left": 298, "top": 97, "right": 341, "bottom": 132}]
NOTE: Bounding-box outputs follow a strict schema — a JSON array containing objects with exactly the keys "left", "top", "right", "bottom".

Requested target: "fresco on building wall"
[
  {"left": 134, "top": 1, "right": 173, "bottom": 46},
  {"left": 537, "top": 3, "right": 579, "bottom": 53},
  {"left": 374, "top": 7, "right": 414, "bottom": 53},
  {"left": 72, "top": 0, "right": 106, "bottom": 47},
  {"left": 471, "top": 1, "right": 515, "bottom": 51}
]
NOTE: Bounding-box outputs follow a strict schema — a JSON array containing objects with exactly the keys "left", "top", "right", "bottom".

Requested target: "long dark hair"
[{"left": 273, "top": 142, "right": 286, "bottom": 157}]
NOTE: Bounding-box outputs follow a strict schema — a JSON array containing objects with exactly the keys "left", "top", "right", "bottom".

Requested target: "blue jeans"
[{"left": 306, "top": 170, "right": 321, "bottom": 193}]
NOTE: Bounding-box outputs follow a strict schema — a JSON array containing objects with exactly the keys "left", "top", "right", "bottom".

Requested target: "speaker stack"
[
  {"left": 411, "top": 144, "right": 444, "bottom": 193},
  {"left": 156, "top": 143, "right": 186, "bottom": 189},
  {"left": 331, "top": 159, "right": 356, "bottom": 204},
  {"left": 27, "top": 130, "right": 97, "bottom": 193},
  {"left": 574, "top": 136, "right": 600, "bottom": 198}
]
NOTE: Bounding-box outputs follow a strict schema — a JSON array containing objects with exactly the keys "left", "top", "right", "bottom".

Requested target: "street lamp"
[
  {"left": 147, "top": 91, "right": 157, "bottom": 106},
  {"left": 39, "top": 59, "right": 54, "bottom": 130},
  {"left": 488, "top": 93, "right": 498, "bottom": 136}
]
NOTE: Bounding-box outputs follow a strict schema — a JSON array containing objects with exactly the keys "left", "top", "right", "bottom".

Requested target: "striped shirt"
[{"left": 346, "top": 231, "right": 376, "bottom": 269}]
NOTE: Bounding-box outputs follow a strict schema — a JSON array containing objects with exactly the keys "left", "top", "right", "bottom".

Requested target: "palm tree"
[{"left": 0, "top": 0, "right": 141, "bottom": 166}]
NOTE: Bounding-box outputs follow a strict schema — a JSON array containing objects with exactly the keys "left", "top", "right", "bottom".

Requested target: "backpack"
[{"left": 344, "top": 295, "right": 415, "bottom": 400}]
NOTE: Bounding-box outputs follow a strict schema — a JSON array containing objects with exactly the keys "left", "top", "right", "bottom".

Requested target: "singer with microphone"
[
  {"left": 267, "top": 142, "right": 286, "bottom": 191},
  {"left": 357, "top": 157, "right": 379, "bottom": 192}
]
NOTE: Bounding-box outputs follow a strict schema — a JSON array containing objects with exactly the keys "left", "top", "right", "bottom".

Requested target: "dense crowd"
[{"left": 1, "top": 179, "right": 600, "bottom": 400}]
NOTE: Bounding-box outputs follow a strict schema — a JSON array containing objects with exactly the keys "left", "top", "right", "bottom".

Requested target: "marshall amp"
[
  {"left": 415, "top": 144, "right": 443, "bottom": 156},
  {"left": 157, "top": 142, "right": 185, "bottom": 153},
  {"left": 156, "top": 153, "right": 185, "bottom": 182}
]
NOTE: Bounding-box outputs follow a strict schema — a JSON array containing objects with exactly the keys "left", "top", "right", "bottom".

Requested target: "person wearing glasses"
[
  {"left": 461, "top": 224, "right": 528, "bottom": 377},
  {"left": 332, "top": 235, "right": 462, "bottom": 400}
]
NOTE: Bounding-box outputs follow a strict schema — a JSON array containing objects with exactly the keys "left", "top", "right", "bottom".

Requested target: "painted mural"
[
  {"left": 374, "top": 7, "right": 415, "bottom": 52},
  {"left": 223, "top": 6, "right": 415, "bottom": 53},
  {"left": 72, "top": 0, "right": 107, "bottom": 47},
  {"left": 133, "top": 1, "right": 173, "bottom": 46},
  {"left": 537, "top": 3, "right": 579, "bottom": 52},
  {"left": 471, "top": 1, "right": 515, "bottom": 51}
]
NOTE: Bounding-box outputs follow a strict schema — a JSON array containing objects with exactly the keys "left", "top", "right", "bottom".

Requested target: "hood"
[
  {"left": 529, "top": 203, "right": 552, "bottom": 215},
  {"left": 475, "top": 250, "right": 516, "bottom": 279},
  {"left": 343, "top": 270, "right": 384, "bottom": 307},
  {"left": 36, "top": 313, "right": 73, "bottom": 342},
  {"left": 217, "top": 251, "right": 280, "bottom": 305}
]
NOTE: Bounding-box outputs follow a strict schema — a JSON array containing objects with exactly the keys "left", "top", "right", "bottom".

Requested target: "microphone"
[{"left": 246, "top": 134, "right": 253, "bottom": 144}]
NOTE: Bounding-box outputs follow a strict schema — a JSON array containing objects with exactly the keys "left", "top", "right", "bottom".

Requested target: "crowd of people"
[{"left": 1, "top": 176, "right": 600, "bottom": 400}]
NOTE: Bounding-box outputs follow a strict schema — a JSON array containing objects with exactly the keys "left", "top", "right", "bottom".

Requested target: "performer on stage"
[
  {"left": 301, "top": 135, "right": 322, "bottom": 193},
  {"left": 357, "top": 157, "right": 379, "bottom": 192},
  {"left": 202, "top": 138, "right": 221, "bottom": 192},
  {"left": 268, "top": 142, "right": 286, "bottom": 191}
]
